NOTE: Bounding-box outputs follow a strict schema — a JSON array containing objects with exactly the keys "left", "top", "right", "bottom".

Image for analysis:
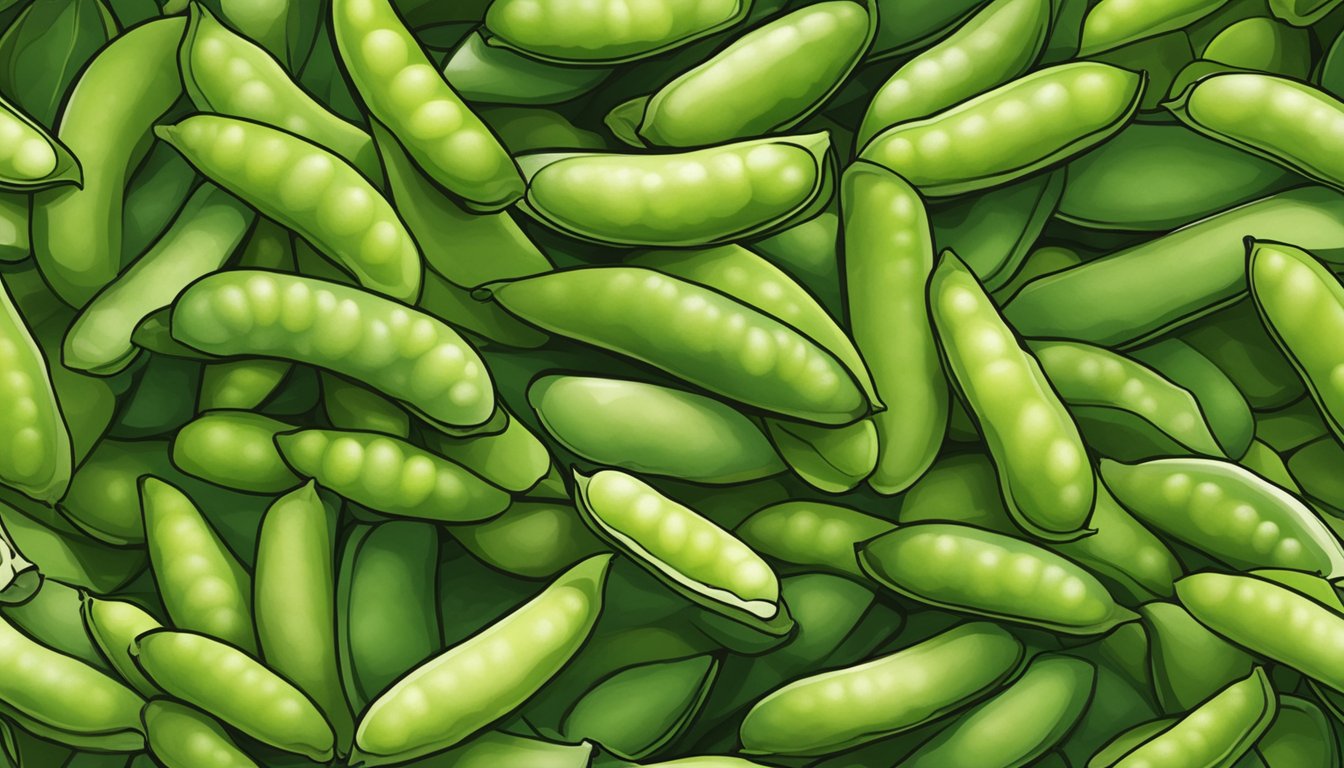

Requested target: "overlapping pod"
[
  {"left": 561, "top": 654, "right": 718, "bottom": 759},
  {"left": 933, "top": 171, "right": 1064, "bottom": 293},
  {"left": 156, "top": 117, "right": 421, "bottom": 302},
  {"left": 528, "top": 375, "right": 784, "bottom": 484},
  {"left": 1079, "top": 0, "right": 1228, "bottom": 55},
  {"left": 860, "top": 63, "right": 1144, "bottom": 197},
  {"left": 574, "top": 470, "right": 786, "bottom": 633},
  {"left": 929, "top": 251, "right": 1095, "bottom": 538},
  {"left": 0, "top": 93, "right": 78, "bottom": 190},
  {"left": 275, "top": 429, "right": 511, "bottom": 523},
  {"left": 445, "top": 32, "right": 612, "bottom": 105},
  {"left": 171, "top": 411, "right": 299, "bottom": 494},
  {"left": 1141, "top": 601, "right": 1254, "bottom": 713},
  {"left": 482, "top": 0, "right": 750, "bottom": 64},
  {"left": 736, "top": 501, "right": 894, "bottom": 579},
  {"left": 352, "top": 554, "right": 612, "bottom": 767},
  {"left": 0, "top": 277, "right": 71, "bottom": 503},
  {"left": 860, "top": 523, "right": 1138, "bottom": 634},
  {"left": 321, "top": 374, "right": 410, "bottom": 438},
  {"left": 143, "top": 699, "right": 257, "bottom": 768},
  {"left": 169, "top": 271, "right": 497, "bottom": 432},
  {"left": 513, "top": 133, "right": 834, "bottom": 247},
  {"left": 179, "top": 2, "right": 377, "bottom": 177},
  {"left": 82, "top": 596, "right": 163, "bottom": 699},
  {"left": 764, "top": 418, "right": 878, "bottom": 493},
  {"left": 607, "top": 1, "right": 872, "bottom": 147},
  {"left": 333, "top": 0, "right": 523, "bottom": 211},
  {"left": 483, "top": 267, "right": 867, "bottom": 425},
  {"left": 1258, "top": 695, "right": 1339, "bottom": 767},
  {"left": 421, "top": 406, "right": 552, "bottom": 493},
  {"left": 841, "top": 162, "right": 946, "bottom": 494},
  {"left": 1129, "top": 339, "right": 1255, "bottom": 461},
  {"left": 738, "top": 621, "right": 1025, "bottom": 756},
  {"left": 201, "top": 359, "right": 292, "bottom": 411}
]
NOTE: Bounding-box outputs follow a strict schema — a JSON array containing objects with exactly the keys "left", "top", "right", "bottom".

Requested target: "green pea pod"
[
  {"left": 333, "top": 0, "right": 523, "bottom": 211},
  {"left": 0, "top": 93, "right": 79, "bottom": 190},
  {"left": 859, "top": 0, "right": 1054, "bottom": 147},
  {"left": 1257, "top": 397, "right": 1329, "bottom": 454},
  {"left": 121, "top": 139, "right": 202, "bottom": 266},
  {"left": 1079, "top": 0, "right": 1228, "bottom": 56},
  {"left": 451, "top": 501, "right": 605, "bottom": 580},
  {"left": 1203, "top": 17, "right": 1312, "bottom": 77},
  {"left": 421, "top": 405, "right": 552, "bottom": 493},
  {"left": 0, "top": 497, "right": 145, "bottom": 596},
  {"left": 750, "top": 206, "right": 843, "bottom": 314},
  {"left": 397, "top": 731, "right": 594, "bottom": 768},
  {"left": 141, "top": 478, "right": 255, "bottom": 653},
  {"left": 1130, "top": 338, "right": 1255, "bottom": 460},
  {"left": 861, "top": 63, "right": 1143, "bottom": 197},
  {"left": 513, "top": 133, "right": 834, "bottom": 247},
  {"left": 483, "top": 267, "right": 866, "bottom": 425},
  {"left": 480, "top": 104, "right": 609, "bottom": 154},
  {"left": 1178, "top": 299, "right": 1305, "bottom": 411},
  {"left": 1239, "top": 439, "right": 1300, "bottom": 495},
  {"left": 170, "top": 271, "right": 498, "bottom": 432},
  {"left": 739, "top": 621, "right": 1024, "bottom": 756},
  {"left": 0, "top": 519, "right": 35, "bottom": 606},
  {"left": 1289, "top": 438, "right": 1344, "bottom": 513},
  {"left": 1141, "top": 601, "right": 1255, "bottom": 713},
  {"left": 276, "top": 429, "right": 511, "bottom": 523},
  {"left": 482, "top": 0, "right": 750, "bottom": 64},
  {"left": 417, "top": 269, "right": 552, "bottom": 350},
  {"left": 133, "top": 630, "right": 334, "bottom": 763},
  {"left": 32, "top": 17, "right": 184, "bottom": 307},
  {"left": 0, "top": 193, "right": 28, "bottom": 262},
  {"left": 320, "top": 373, "right": 410, "bottom": 438},
  {"left": 156, "top": 116, "right": 422, "bottom": 303},
  {"left": 352, "top": 554, "right": 612, "bottom": 767},
  {"left": 1090, "top": 668, "right": 1275, "bottom": 768},
  {"left": 764, "top": 418, "right": 878, "bottom": 493},
  {"left": 561, "top": 654, "right": 718, "bottom": 760},
  {"left": 444, "top": 31, "right": 611, "bottom": 105},
  {"left": 930, "top": 170, "right": 1064, "bottom": 293},
  {"left": 0, "top": 276, "right": 71, "bottom": 503},
  {"left": 82, "top": 596, "right": 162, "bottom": 698},
  {"left": 171, "top": 411, "right": 299, "bottom": 494},
  {"left": 860, "top": 523, "right": 1139, "bottom": 634},
  {"left": 1, "top": 579, "right": 106, "bottom": 670},
  {"left": 180, "top": 2, "right": 378, "bottom": 177},
  {"left": 199, "top": 359, "right": 292, "bottom": 411},
  {"left": 109, "top": 356, "right": 200, "bottom": 440},
  {"left": 930, "top": 251, "right": 1095, "bottom": 539},
  {"left": 1269, "top": 0, "right": 1343, "bottom": 25},
  {"left": 143, "top": 699, "right": 258, "bottom": 768},
  {"left": 901, "top": 654, "right": 1096, "bottom": 768},
  {"left": 1257, "top": 695, "right": 1339, "bottom": 767},
  {"left": 736, "top": 501, "right": 894, "bottom": 579}
]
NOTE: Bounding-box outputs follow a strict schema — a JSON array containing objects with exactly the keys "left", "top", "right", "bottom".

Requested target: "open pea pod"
[{"left": 0, "top": 93, "right": 78, "bottom": 190}]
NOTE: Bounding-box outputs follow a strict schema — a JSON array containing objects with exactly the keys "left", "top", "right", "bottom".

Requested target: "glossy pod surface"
[{"left": 484, "top": 0, "right": 748, "bottom": 63}]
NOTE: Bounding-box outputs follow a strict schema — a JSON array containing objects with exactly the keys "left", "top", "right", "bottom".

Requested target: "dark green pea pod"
[
  {"left": 868, "top": 0, "right": 987, "bottom": 59},
  {"left": 0, "top": 0, "right": 117, "bottom": 128},
  {"left": 1204, "top": 17, "right": 1312, "bottom": 77},
  {"left": 481, "top": 0, "right": 751, "bottom": 65},
  {"left": 171, "top": 411, "right": 299, "bottom": 495},
  {"left": 320, "top": 373, "right": 410, "bottom": 439},
  {"left": 736, "top": 501, "right": 894, "bottom": 579},
  {"left": 479, "top": 105, "right": 609, "bottom": 154},
  {"left": 0, "top": 93, "right": 79, "bottom": 190},
  {"left": 0, "top": 518, "right": 36, "bottom": 606},
  {"left": 1062, "top": 646, "right": 1163, "bottom": 767},
  {"left": 108, "top": 355, "right": 200, "bottom": 440},
  {"left": 1077, "top": 0, "right": 1226, "bottom": 56},
  {"left": 143, "top": 699, "right": 258, "bottom": 768},
  {"left": 0, "top": 497, "right": 145, "bottom": 595},
  {"left": 121, "top": 139, "right": 201, "bottom": 265},
  {"left": 1178, "top": 299, "right": 1305, "bottom": 410},
  {"left": 1256, "top": 694, "right": 1338, "bottom": 766},
  {"left": 444, "top": 31, "right": 611, "bottom": 105},
  {"left": 606, "top": 0, "right": 873, "bottom": 147},
  {"left": 419, "top": 406, "right": 552, "bottom": 494},
  {"left": 1130, "top": 339, "right": 1255, "bottom": 460},
  {"left": 0, "top": 276, "right": 72, "bottom": 504},
  {"left": 394, "top": 731, "right": 594, "bottom": 768},
  {"left": 418, "top": 270, "right": 551, "bottom": 350},
  {"left": 1239, "top": 439, "right": 1300, "bottom": 494},
  {"left": 860, "top": 523, "right": 1140, "bottom": 634},
  {"left": 512, "top": 133, "right": 835, "bottom": 247},
  {"left": 1269, "top": 0, "right": 1344, "bottom": 25},
  {"left": 559, "top": 654, "right": 718, "bottom": 760},
  {"left": 764, "top": 418, "right": 877, "bottom": 493},
  {"left": 1141, "top": 601, "right": 1255, "bottom": 713},
  {"left": 738, "top": 621, "right": 1025, "bottom": 756},
  {"left": 750, "top": 206, "right": 843, "bottom": 316},
  {"left": 59, "top": 438, "right": 191, "bottom": 546},
  {"left": 200, "top": 359, "right": 292, "bottom": 411},
  {"left": 1004, "top": 188, "right": 1344, "bottom": 347},
  {"left": 451, "top": 501, "right": 606, "bottom": 580},
  {"left": 1, "top": 578, "right": 106, "bottom": 670},
  {"left": 1289, "top": 438, "right": 1344, "bottom": 513},
  {"left": 0, "top": 193, "right": 28, "bottom": 262},
  {"left": 575, "top": 469, "right": 789, "bottom": 637},
  {"left": 929, "top": 170, "right": 1063, "bottom": 293},
  {"left": 83, "top": 596, "right": 162, "bottom": 698},
  {"left": 1324, "top": 23, "right": 1344, "bottom": 99},
  {"left": 1257, "top": 398, "right": 1330, "bottom": 454}
]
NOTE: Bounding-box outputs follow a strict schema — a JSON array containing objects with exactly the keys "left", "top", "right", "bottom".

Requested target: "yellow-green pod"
[
  {"left": 143, "top": 699, "right": 259, "bottom": 768},
  {"left": 199, "top": 359, "right": 292, "bottom": 411},
  {"left": 83, "top": 596, "right": 163, "bottom": 698},
  {"left": 0, "top": 277, "right": 71, "bottom": 503},
  {"left": 736, "top": 501, "right": 894, "bottom": 579},
  {"left": 0, "top": 93, "right": 79, "bottom": 190},
  {"left": 1079, "top": 0, "right": 1229, "bottom": 55}
]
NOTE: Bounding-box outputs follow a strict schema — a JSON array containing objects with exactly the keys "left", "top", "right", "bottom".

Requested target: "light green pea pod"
[
  {"left": 1250, "top": 240, "right": 1344, "bottom": 445},
  {"left": 930, "top": 251, "right": 1095, "bottom": 539},
  {"left": 1090, "top": 668, "right": 1275, "bottom": 768},
  {"left": 900, "top": 654, "right": 1096, "bottom": 768},
  {"left": 858, "top": 0, "right": 1054, "bottom": 147},
  {"left": 1257, "top": 397, "right": 1329, "bottom": 454},
  {"left": 0, "top": 497, "right": 145, "bottom": 596},
  {"left": 170, "top": 271, "right": 497, "bottom": 432},
  {"left": 606, "top": 1, "right": 872, "bottom": 147},
  {"left": 143, "top": 699, "right": 258, "bottom": 768},
  {"left": 451, "top": 503, "right": 604, "bottom": 581},
  {"left": 861, "top": 63, "right": 1143, "bottom": 197},
  {"left": 1203, "top": 17, "right": 1312, "bottom": 77},
  {"left": 1269, "top": 0, "right": 1343, "bottom": 24},
  {"left": 1079, "top": 0, "right": 1229, "bottom": 56},
  {"left": 62, "top": 184, "right": 254, "bottom": 376},
  {"left": 83, "top": 596, "right": 162, "bottom": 698},
  {"left": 1177, "top": 571, "right": 1344, "bottom": 693},
  {"left": 930, "top": 171, "right": 1064, "bottom": 293},
  {"left": 337, "top": 522, "right": 441, "bottom": 709},
  {"left": 1, "top": 579, "right": 107, "bottom": 670},
  {"left": 860, "top": 523, "right": 1139, "bottom": 634},
  {"left": 199, "top": 359, "right": 292, "bottom": 411},
  {"left": 739, "top": 621, "right": 1024, "bottom": 756},
  {"left": 1178, "top": 299, "right": 1305, "bottom": 411},
  {"left": 397, "top": 731, "right": 595, "bottom": 768},
  {"left": 157, "top": 117, "right": 421, "bottom": 302},
  {"left": 0, "top": 277, "right": 71, "bottom": 503},
  {"left": 0, "top": 93, "right": 79, "bottom": 190},
  {"left": 1102, "top": 457, "right": 1344, "bottom": 577},
  {"left": 482, "top": 0, "right": 750, "bottom": 64},
  {"left": 420, "top": 407, "right": 552, "bottom": 494},
  {"left": 1240, "top": 439, "right": 1300, "bottom": 494},
  {"left": 276, "top": 429, "right": 511, "bottom": 523},
  {"left": 141, "top": 478, "right": 255, "bottom": 653},
  {"left": 133, "top": 630, "right": 335, "bottom": 763},
  {"left": 1142, "top": 601, "right": 1255, "bottom": 713},
  {"left": 172, "top": 411, "right": 299, "bottom": 494},
  {"left": 1257, "top": 695, "right": 1339, "bottom": 767},
  {"left": 444, "top": 31, "right": 611, "bottom": 105},
  {"left": 180, "top": 3, "right": 377, "bottom": 177},
  {"left": 32, "top": 17, "right": 185, "bottom": 307},
  {"left": 1289, "top": 438, "right": 1344, "bottom": 512},
  {"left": 333, "top": 0, "right": 522, "bottom": 211},
  {"left": 841, "top": 162, "right": 946, "bottom": 494},
  {"left": 484, "top": 267, "right": 866, "bottom": 425},
  {"left": 575, "top": 470, "right": 789, "bottom": 636},
  {"left": 1085, "top": 718, "right": 1180, "bottom": 766},
  {"left": 764, "top": 418, "right": 878, "bottom": 493},
  {"left": 1032, "top": 339, "right": 1226, "bottom": 458},
  {"left": 352, "top": 554, "right": 612, "bottom": 767},
  {"left": 254, "top": 482, "right": 351, "bottom": 752},
  {"left": 0, "top": 194, "right": 29, "bottom": 262},
  {"left": 512, "top": 133, "right": 834, "bottom": 247},
  {"left": 735, "top": 501, "right": 894, "bottom": 579},
  {"left": 320, "top": 374, "right": 410, "bottom": 438},
  {"left": 1130, "top": 339, "right": 1255, "bottom": 461},
  {"left": 0, "top": 612, "right": 145, "bottom": 752},
  {"left": 560, "top": 655, "right": 718, "bottom": 760}
]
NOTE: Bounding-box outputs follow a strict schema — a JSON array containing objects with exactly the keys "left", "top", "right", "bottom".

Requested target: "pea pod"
[
  {"left": 0, "top": 193, "right": 28, "bottom": 262},
  {"left": 444, "top": 31, "right": 611, "bottom": 105},
  {"left": 421, "top": 406, "right": 552, "bottom": 494},
  {"left": 1257, "top": 695, "right": 1339, "bottom": 767},
  {"left": 0, "top": 579, "right": 106, "bottom": 670},
  {"left": 171, "top": 411, "right": 299, "bottom": 494},
  {"left": 451, "top": 501, "right": 605, "bottom": 580},
  {"left": 0, "top": 277, "right": 71, "bottom": 503},
  {"left": 930, "top": 170, "right": 1065, "bottom": 293},
  {"left": 736, "top": 501, "right": 894, "bottom": 579},
  {"left": 930, "top": 251, "right": 1095, "bottom": 539},
  {"left": 143, "top": 699, "right": 257, "bottom": 768},
  {"left": 860, "top": 523, "right": 1139, "bottom": 634},
  {"left": 352, "top": 554, "right": 612, "bottom": 767},
  {"left": 0, "top": 93, "right": 78, "bottom": 190},
  {"left": 1288, "top": 438, "right": 1344, "bottom": 512},
  {"left": 82, "top": 596, "right": 162, "bottom": 699},
  {"left": 1178, "top": 299, "right": 1305, "bottom": 411},
  {"left": 561, "top": 654, "right": 718, "bottom": 760},
  {"left": 1130, "top": 338, "right": 1255, "bottom": 460},
  {"left": 199, "top": 359, "right": 291, "bottom": 411},
  {"left": 1269, "top": 0, "right": 1344, "bottom": 26},
  {"left": 764, "top": 418, "right": 878, "bottom": 493},
  {"left": 1079, "top": 0, "right": 1229, "bottom": 56},
  {"left": 399, "top": 731, "right": 594, "bottom": 768},
  {"left": 1141, "top": 601, "right": 1255, "bottom": 713},
  {"left": 1203, "top": 17, "right": 1312, "bottom": 77},
  {"left": 320, "top": 374, "right": 410, "bottom": 438}
]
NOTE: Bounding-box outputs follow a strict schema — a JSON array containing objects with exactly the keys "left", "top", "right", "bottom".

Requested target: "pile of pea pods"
[{"left": 8, "top": 0, "right": 1344, "bottom": 765}]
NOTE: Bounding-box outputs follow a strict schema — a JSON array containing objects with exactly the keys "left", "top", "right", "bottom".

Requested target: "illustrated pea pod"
[
  {"left": 142, "top": 699, "right": 257, "bottom": 768},
  {"left": 1269, "top": 0, "right": 1344, "bottom": 25},
  {"left": 199, "top": 359, "right": 292, "bottom": 411},
  {"left": 860, "top": 523, "right": 1139, "bottom": 634},
  {"left": 0, "top": 277, "right": 71, "bottom": 503},
  {"left": 1203, "top": 16, "right": 1312, "bottom": 77},
  {"left": 352, "top": 554, "right": 612, "bottom": 767},
  {"left": 320, "top": 374, "right": 410, "bottom": 438},
  {"left": 763, "top": 418, "right": 878, "bottom": 493},
  {"left": 930, "top": 251, "right": 1095, "bottom": 539},
  {"left": 171, "top": 411, "right": 299, "bottom": 494},
  {"left": 1257, "top": 695, "right": 1340, "bottom": 767},
  {"left": 1078, "top": 0, "right": 1229, "bottom": 56},
  {"left": 1288, "top": 438, "right": 1344, "bottom": 513},
  {"left": 0, "top": 520, "right": 35, "bottom": 606},
  {"left": 397, "top": 731, "right": 595, "bottom": 768},
  {"left": 736, "top": 501, "right": 894, "bottom": 579},
  {"left": 512, "top": 133, "right": 834, "bottom": 247},
  {"left": 931, "top": 170, "right": 1064, "bottom": 293},
  {"left": 1141, "top": 601, "right": 1254, "bottom": 714},
  {"left": 169, "top": 271, "right": 497, "bottom": 432},
  {"left": 451, "top": 502, "right": 605, "bottom": 580},
  {"left": 444, "top": 31, "right": 612, "bottom": 105},
  {"left": 738, "top": 621, "right": 1025, "bottom": 756},
  {"left": 1129, "top": 338, "right": 1255, "bottom": 461},
  {"left": 860, "top": 63, "right": 1144, "bottom": 197},
  {"left": 482, "top": 267, "right": 867, "bottom": 425},
  {"left": 82, "top": 596, "right": 163, "bottom": 699},
  {"left": 1177, "top": 299, "right": 1305, "bottom": 411},
  {"left": 0, "top": 92, "right": 79, "bottom": 190},
  {"left": 421, "top": 405, "right": 552, "bottom": 494}
]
